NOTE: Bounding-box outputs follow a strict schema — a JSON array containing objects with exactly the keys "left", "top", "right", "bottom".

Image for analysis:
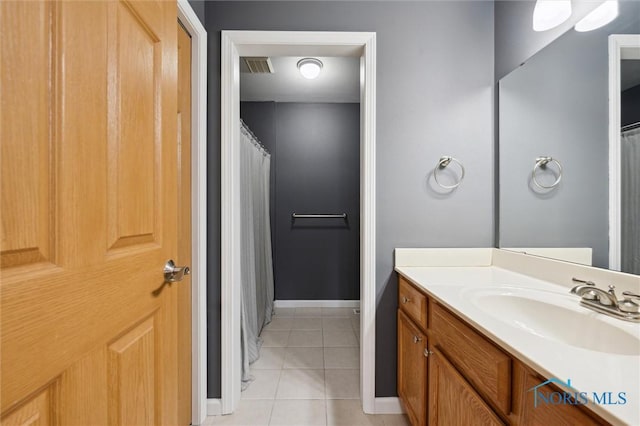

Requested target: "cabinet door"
[
  {"left": 518, "top": 370, "right": 606, "bottom": 426},
  {"left": 429, "top": 348, "right": 506, "bottom": 426},
  {"left": 397, "top": 310, "right": 428, "bottom": 426}
]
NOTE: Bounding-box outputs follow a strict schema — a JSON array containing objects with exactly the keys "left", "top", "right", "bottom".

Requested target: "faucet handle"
[
  {"left": 622, "top": 291, "right": 640, "bottom": 300},
  {"left": 608, "top": 284, "right": 616, "bottom": 294},
  {"left": 619, "top": 291, "right": 640, "bottom": 314},
  {"left": 572, "top": 277, "right": 595, "bottom": 286}
]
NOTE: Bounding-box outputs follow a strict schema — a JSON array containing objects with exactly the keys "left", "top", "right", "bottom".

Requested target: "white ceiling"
[{"left": 240, "top": 56, "right": 360, "bottom": 103}]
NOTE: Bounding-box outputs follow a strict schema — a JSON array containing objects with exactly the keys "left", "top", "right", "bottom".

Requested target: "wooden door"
[
  {"left": 397, "top": 310, "right": 427, "bottom": 426},
  {"left": 177, "top": 20, "right": 193, "bottom": 426},
  {"left": 0, "top": 1, "right": 180, "bottom": 425},
  {"left": 428, "top": 348, "right": 506, "bottom": 426}
]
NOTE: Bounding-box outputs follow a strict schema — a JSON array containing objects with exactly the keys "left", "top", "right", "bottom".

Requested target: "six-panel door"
[{"left": 0, "top": 1, "right": 180, "bottom": 424}]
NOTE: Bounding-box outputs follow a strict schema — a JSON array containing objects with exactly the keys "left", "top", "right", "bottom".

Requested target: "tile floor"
[{"left": 205, "top": 307, "right": 409, "bottom": 426}]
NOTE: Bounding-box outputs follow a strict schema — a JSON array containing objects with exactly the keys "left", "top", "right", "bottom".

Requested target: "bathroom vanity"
[{"left": 395, "top": 249, "right": 640, "bottom": 426}]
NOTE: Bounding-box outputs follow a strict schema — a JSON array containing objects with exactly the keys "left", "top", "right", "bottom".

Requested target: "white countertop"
[{"left": 395, "top": 265, "right": 640, "bottom": 426}]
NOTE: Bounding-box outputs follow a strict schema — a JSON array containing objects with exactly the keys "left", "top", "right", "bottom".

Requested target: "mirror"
[{"left": 498, "top": 1, "right": 640, "bottom": 273}]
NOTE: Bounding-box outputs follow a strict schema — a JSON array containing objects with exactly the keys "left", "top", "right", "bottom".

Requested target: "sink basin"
[{"left": 464, "top": 287, "right": 640, "bottom": 356}]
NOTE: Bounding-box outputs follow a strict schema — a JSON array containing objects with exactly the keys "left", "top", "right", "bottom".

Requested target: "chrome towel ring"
[
  {"left": 532, "top": 156, "right": 562, "bottom": 189},
  {"left": 433, "top": 156, "right": 465, "bottom": 189}
]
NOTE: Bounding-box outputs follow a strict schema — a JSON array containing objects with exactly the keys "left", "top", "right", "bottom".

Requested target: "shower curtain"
[
  {"left": 240, "top": 123, "right": 275, "bottom": 390},
  {"left": 621, "top": 127, "right": 640, "bottom": 275}
]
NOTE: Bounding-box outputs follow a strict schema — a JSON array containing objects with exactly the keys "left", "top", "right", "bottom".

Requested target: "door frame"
[
  {"left": 608, "top": 34, "right": 640, "bottom": 270},
  {"left": 220, "top": 30, "right": 377, "bottom": 415},
  {"left": 177, "top": 1, "right": 208, "bottom": 425}
]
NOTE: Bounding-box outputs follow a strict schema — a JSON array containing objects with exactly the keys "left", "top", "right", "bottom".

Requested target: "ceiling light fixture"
[
  {"left": 575, "top": 0, "right": 618, "bottom": 32},
  {"left": 297, "top": 58, "right": 323, "bottom": 79},
  {"left": 532, "top": 0, "right": 572, "bottom": 32}
]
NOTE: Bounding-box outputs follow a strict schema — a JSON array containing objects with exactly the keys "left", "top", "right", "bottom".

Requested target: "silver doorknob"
[{"left": 164, "top": 259, "right": 190, "bottom": 283}]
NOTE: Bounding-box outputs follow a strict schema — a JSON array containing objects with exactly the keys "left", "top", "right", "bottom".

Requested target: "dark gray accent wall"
[
  {"left": 622, "top": 84, "right": 640, "bottom": 127},
  {"left": 241, "top": 102, "right": 360, "bottom": 301},
  {"left": 279, "top": 103, "right": 360, "bottom": 300},
  {"left": 206, "top": 1, "right": 495, "bottom": 398},
  {"left": 186, "top": 0, "right": 205, "bottom": 26}
]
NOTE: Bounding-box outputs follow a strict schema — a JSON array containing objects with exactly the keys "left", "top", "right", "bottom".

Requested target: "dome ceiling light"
[
  {"left": 533, "top": 0, "right": 572, "bottom": 32},
  {"left": 297, "top": 58, "right": 323, "bottom": 80},
  {"left": 575, "top": 0, "right": 619, "bottom": 32}
]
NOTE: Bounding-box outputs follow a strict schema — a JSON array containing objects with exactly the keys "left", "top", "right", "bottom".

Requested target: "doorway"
[
  {"left": 220, "top": 31, "right": 377, "bottom": 415},
  {"left": 608, "top": 34, "right": 640, "bottom": 272}
]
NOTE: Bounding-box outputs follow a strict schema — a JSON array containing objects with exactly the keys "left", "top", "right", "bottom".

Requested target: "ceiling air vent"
[{"left": 243, "top": 57, "right": 274, "bottom": 74}]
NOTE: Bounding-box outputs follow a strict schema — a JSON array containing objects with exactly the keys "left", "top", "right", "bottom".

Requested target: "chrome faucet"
[
  {"left": 570, "top": 278, "right": 640, "bottom": 322},
  {"left": 571, "top": 280, "right": 618, "bottom": 306}
]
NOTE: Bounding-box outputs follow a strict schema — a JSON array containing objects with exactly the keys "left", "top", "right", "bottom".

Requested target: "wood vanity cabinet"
[
  {"left": 397, "top": 274, "right": 609, "bottom": 426},
  {"left": 398, "top": 309, "right": 428, "bottom": 426},
  {"left": 428, "top": 346, "right": 505, "bottom": 426},
  {"left": 512, "top": 364, "right": 609, "bottom": 426}
]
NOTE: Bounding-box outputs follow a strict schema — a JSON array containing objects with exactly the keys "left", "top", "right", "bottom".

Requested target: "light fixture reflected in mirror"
[
  {"left": 575, "top": 0, "right": 619, "bottom": 32},
  {"left": 297, "top": 58, "right": 323, "bottom": 79},
  {"left": 533, "top": 0, "right": 572, "bottom": 32}
]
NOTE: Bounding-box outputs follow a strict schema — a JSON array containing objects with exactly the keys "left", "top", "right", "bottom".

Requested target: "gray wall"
[
  {"left": 622, "top": 84, "right": 640, "bottom": 127},
  {"left": 206, "top": 1, "right": 495, "bottom": 398},
  {"left": 498, "top": 3, "right": 640, "bottom": 269},
  {"left": 187, "top": 0, "right": 205, "bottom": 26},
  {"left": 241, "top": 102, "right": 361, "bottom": 301},
  {"left": 275, "top": 103, "right": 360, "bottom": 300}
]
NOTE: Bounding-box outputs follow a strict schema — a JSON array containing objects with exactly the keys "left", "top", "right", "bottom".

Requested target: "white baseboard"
[
  {"left": 207, "top": 396, "right": 401, "bottom": 418},
  {"left": 206, "top": 398, "right": 221, "bottom": 417},
  {"left": 274, "top": 300, "right": 360, "bottom": 308},
  {"left": 374, "top": 397, "right": 405, "bottom": 414}
]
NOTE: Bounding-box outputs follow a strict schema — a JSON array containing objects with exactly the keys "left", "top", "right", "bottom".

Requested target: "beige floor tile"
[
  {"left": 290, "top": 317, "right": 324, "bottom": 331},
  {"left": 252, "top": 347, "right": 286, "bottom": 370},
  {"left": 205, "top": 399, "right": 274, "bottom": 426},
  {"left": 322, "top": 317, "right": 353, "bottom": 330},
  {"left": 273, "top": 307, "right": 296, "bottom": 317},
  {"left": 287, "top": 330, "right": 323, "bottom": 347},
  {"left": 269, "top": 399, "right": 327, "bottom": 426},
  {"left": 323, "top": 329, "right": 357, "bottom": 347},
  {"left": 275, "top": 369, "right": 325, "bottom": 399},
  {"left": 321, "top": 307, "right": 355, "bottom": 317},
  {"left": 325, "top": 369, "right": 359, "bottom": 399},
  {"left": 263, "top": 317, "right": 294, "bottom": 331},
  {"left": 326, "top": 400, "right": 383, "bottom": 426},
  {"left": 241, "top": 369, "right": 281, "bottom": 400},
  {"left": 284, "top": 347, "right": 324, "bottom": 369},
  {"left": 379, "top": 414, "right": 411, "bottom": 426},
  {"left": 295, "top": 307, "right": 323, "bottom": 317},
  {"left": 324, "top": 347, "right": 359, "bottom": 369},
  {"left": 261, "top": 330, "right": 290, "bottom": 347}
]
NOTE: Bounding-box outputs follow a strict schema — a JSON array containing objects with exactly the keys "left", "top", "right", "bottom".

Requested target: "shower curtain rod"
[
  {"left": 622, "top": 121, "right": 640, "bottom": 132},
  {"left": 240, "top": 118, "right": 270, "bottom": 155}
]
